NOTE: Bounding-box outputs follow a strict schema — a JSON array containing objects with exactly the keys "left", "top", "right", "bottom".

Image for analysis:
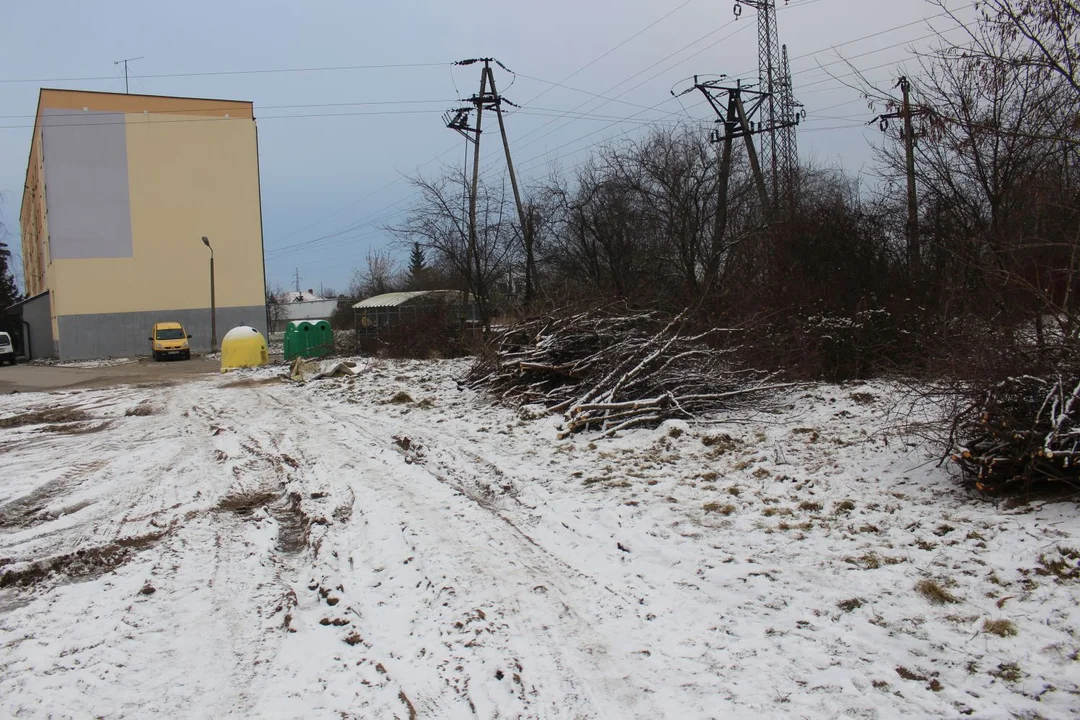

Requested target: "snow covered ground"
[{"left": 1, "top": 358, "right": 1078, "bottom": 719}]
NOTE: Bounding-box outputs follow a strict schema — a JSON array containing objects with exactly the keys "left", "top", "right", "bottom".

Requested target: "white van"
[{"left": 0, "top": 332, "right": 14, "bottom": 365}]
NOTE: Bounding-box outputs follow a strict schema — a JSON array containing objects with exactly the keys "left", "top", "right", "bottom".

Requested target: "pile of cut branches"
[
  {"left": 952, "top": 374, "right": 1080, "bottom": 494},
  {"left": 468, "top": 306, "right": 791, "bottom": 436}
]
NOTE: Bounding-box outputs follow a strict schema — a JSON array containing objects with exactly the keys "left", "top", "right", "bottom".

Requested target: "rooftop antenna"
[{"left": 113, "top": 56, "right": 144, "bottom": 94}]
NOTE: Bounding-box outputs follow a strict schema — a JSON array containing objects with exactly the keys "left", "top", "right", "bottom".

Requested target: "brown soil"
[
  {"left": 217, "top": 489, "right": 280, "bottom": 514},
  {"left": 125, "top": 402, "right": 156, "bottom": 417},
  {"left": 221, "top": 377, "right": 285, "bottom": 389},
  {"left": 42, "top": 421, "right": 113, "bottom": 435},
  {"left": 0, "top": 407, "right": 90, "bottom": 429},
  {"left": 270, "top": 491, "right": 310, "bottom": 554},
  {"left": 0, "top": 530, "right": 167, "bottom": 589}
]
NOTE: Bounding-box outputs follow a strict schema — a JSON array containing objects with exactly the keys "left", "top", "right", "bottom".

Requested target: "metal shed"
[{"left": 352, "top": 290, "right": 478, "bottom": 336}]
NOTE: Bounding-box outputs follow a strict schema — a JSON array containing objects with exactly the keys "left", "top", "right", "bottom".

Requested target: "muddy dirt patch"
[
  {"left": 217, "top": 487, "right": 310, "bottom": 554},
  {"left": 0, "top": 529, "right": 167, "bottom": 589},
  {"left": 221, "top": 377, "right": 285, "bottom": 389},
  {"left": 125, "top": 401, "right": 156, "bottom": 417},
  {"left": 217, "top": 488, "right": 280, "bottom": 515},
  {"left": 270, "top": 491, "right": 310, "bottom": 554},
  {"left": 0, "top": 407, "right": 90, "bottom": 429},
  {"left": 42, "top": 420, "right": 113, "bottom": 435}
]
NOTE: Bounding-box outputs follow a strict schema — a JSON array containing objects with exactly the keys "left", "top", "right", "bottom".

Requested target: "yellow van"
[{"left": 149, "top": 322, "right": 192, "bottom": 361}]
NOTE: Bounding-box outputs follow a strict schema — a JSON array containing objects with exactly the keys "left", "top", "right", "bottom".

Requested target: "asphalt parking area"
[{"left": 0, "top": 357, "right": 224, "bottom": 394}]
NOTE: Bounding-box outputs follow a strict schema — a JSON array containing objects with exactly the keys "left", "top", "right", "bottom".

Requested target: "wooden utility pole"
[
  {"left": 445, "top": 58, "right": 535, "bottom": 317},
  {"left": 486, "top": 67, "right": 534, "bottom": 309},
  {"left": 900, "top": 77, "right": 921, "bottom": 281},
  {"left": 467, "top": 69, "right": 487, "bottom": 310},
  {"left": 872, "top": 77, "right": 930, "bottom": 282}
]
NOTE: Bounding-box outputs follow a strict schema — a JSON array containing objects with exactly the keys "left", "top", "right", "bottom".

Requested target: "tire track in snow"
[
  {"left": 243, "top": 383, "right": 660, "bottom": 719},
  {"left": 0, "top": 378, "right": 312, "bottom": 718}
]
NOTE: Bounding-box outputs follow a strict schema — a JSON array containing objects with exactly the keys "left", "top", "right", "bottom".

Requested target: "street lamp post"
[{"left": 201, "top": 236, "right": 217, "bottom": 353}]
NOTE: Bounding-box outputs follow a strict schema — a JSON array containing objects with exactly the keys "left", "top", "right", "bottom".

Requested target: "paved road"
[{"left": 0, "top": 357, "right": 222, "bottom": 393}]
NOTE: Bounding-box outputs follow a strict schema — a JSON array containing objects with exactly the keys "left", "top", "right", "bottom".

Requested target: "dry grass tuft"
[
  {"left": 834, "top": 499, "right": 856, "bottom": 514},
  {"left": 388, "top": 391, "right": 414, "bottom": 405},
  {"left": 990, "top": 662, "right": 1022, "bottom": 683},
  {"left": 1036, "top": 547, "right": 1080, "bottom": 582},
  {"left": 701, "top": 433, "right": 740, "bottom": 454},
  {"left": 983, "top": 618, "right": 1018, "bottom": 637},
  {"left": 799, "top": 500, "right": 823, "bottom": 512},
  {"left": 837, "top": 597, "right": 865, "bottom": 612},
  {"left": 895, "top": 666, "right": 927, "bottom": 682},
  {"left": 703, "top": 502, "right": 736, "bottom": 516},
  {"left": 844, "top": 552, "right": 882, "bottom": 570},
  {"left": 916, "top": 579, "right": 963, "bottom": 605}
]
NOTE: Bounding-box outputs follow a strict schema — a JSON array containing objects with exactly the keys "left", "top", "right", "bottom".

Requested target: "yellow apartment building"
[{"left": 14, "top": 89, "right": 267, "bottom": 360}]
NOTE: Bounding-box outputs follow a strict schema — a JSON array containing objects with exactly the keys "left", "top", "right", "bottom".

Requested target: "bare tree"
[
  {"left": 392, "top": 171, "right": 515, "bottom": 330},
  {"left": 935, "top": 0, "right": 1080, "bottom": 96},
  {"left": 265, "top": 282, "right": 286, "bottom": 334},
  {"left": 862, "top": 12, "right": 1080, "bottom": 354},
  {"left": 349, "top": 247, "right": 402, "bottom": 300}
]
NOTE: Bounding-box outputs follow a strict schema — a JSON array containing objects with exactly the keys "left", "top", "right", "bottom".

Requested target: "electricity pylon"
[{"left": 735, "top": 1, "right": 802, "bottom": 212}]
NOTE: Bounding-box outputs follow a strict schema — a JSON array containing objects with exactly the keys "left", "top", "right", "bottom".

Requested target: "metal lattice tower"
[
  {"left": 735, "top": 1, "right": 800, "bottom": 210},
  {"left": 777, "top": 44, "right": 800, "bottom": 207}
]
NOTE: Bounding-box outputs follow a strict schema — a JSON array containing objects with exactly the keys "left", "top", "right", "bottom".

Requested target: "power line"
[
  {"left": 0, "top": 61, "right": 449, "bottom": 84},
  {"left": 465, "top": 0, "right": 828, "bottom": 175},
  {"left": 269, "top": 18, "right": 932, "bottom": 262},
  {"left": 263, "top": 3, "right": 716, "bottom": 252},
  {"left": 524, "top": 0, "right": 700, "bottom": 106},
  {"left": 0, "top": 104, "right": 662, "bottom": 131},
  {"left": 267, "top": 0, "right": 819, "bottom": 258},
  {"left": 0, "top": 109, "right": 444, "bottom": 130},
  {"left": 0, "top": 98, "right": 461, "bottom": 119},
  {"left": 269, "top": 1, "right": 969, "bottom": 265},
  {"left": 785, "top": 1, "right": 975, "bottom": 68}
]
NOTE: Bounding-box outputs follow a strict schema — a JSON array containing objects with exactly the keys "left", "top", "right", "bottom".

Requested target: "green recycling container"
[
  {"left": 284, "top": 320, "right": 335, "bottom": 361},
  {"left": 313, "top": 320, "right": 334, "bottom": 357}
]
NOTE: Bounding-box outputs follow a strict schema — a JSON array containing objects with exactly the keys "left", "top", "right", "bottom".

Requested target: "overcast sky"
[{"left": 0, "top": 0, "right": 974, "bottom": 294}]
